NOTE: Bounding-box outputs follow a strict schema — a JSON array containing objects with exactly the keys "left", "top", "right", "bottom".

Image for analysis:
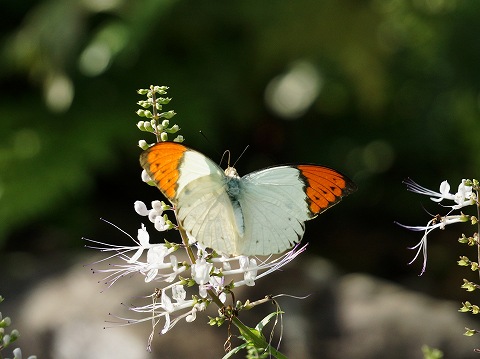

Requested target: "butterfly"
[{"left": 140, "top": 141, "right": 356, "bottom": 256}]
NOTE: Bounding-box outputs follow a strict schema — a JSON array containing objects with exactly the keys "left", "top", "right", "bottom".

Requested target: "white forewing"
[
  {"left": 175, "top": 151, "right": 225, "bottom": 196},
  {"left": 175, "top": 152, "right": 243, "bottom": 255},
  {"left": 236, "top": 166, "right": 310, "bottom": 255}
]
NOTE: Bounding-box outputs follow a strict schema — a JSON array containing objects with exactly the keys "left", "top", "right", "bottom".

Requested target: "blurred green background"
[{"left": 2, "top": 0, "right": 480, "bottom": 323}]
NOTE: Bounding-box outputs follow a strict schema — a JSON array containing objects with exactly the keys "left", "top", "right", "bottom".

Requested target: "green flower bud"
[
  {"left": 464, "top": 328, "right": 477, "bottom": 336},
  {"left": 174, "top": 135, "right": 184, "bottom": 142},
  {"left": 0, "top": 316, "right": 11, "bottom": 327},
  {"left": 3, "top": 333, "right": 11, "bottom": 346},
  {"left": 144, "top": 110, "right": 153, "bottom": 119},
  {"left": 137, "top": 100, "right": 152, "bottom": 109},
  {"left": 161, "top": 119, "right": 170, "bottom": 127},
  {"left": 153, "top": 85, "right": 168, "bottom": 94},
  {"left": 459, "top": 302, "right": 471, "bottom": 312},
  {"left": 137, "top": 89, "right": 149, "bottom": 95},
  {"left": 461, "top": 279, "right": 477, "bottom": 292},
  {"left": 143, "top": 121, "right": 153, "bottom": 132},
  {"left": 157, "top": 97, "right": 171, "bottom": 105},
  {"left": 169, "top": 124, "right": 180, "bottom": 133},
  {"left": 138, "top": 140, "right": 149, "bottom": 150},
  {"left": 136, "top": 109, "right": 146, "bottom": 117},
  {"left": 458, "top": 256, "right": 470, "bottom": 266},
  {"left": 162, "top": 110, "right": 176, "bottom": 119},
  {"left": 10, "top": 329, "right": 19, "bottom": 340},
  {"left": 160, "top": 132, "right": 168, "bottom": 142}
]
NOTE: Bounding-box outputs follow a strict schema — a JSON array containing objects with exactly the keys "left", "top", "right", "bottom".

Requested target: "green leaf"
[
  {"left": 255, "top": 311, "right": 282, "bottom": 333},
  {"left": 221, "top": 343, "right": 248, "bottom": 359}
]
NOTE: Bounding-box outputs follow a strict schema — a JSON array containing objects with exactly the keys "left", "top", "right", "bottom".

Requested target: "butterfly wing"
[
  {"left": 140, "top": 142, "right": 356, "bottom": 256},
  {"left": 237, "top": 165, "right": 356, "bottom": 255},
  {"left": 140, "top": 142, "right": 243, "bottom": 254}
]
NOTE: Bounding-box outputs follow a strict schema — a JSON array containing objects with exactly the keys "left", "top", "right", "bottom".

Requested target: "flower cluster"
[
  {"left": 87, "top": 200, "right": 306, "bottom": 350},
  {"left": 398, "top": 178, "right": 478, "bottom": 275}
]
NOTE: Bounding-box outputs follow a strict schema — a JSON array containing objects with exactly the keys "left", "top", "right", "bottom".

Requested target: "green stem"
[
  {"left": 149, "top": 85, "right": 160, "bottom": 143},
  {"left": 476, "top": 189, "right": 480, "bottom": 281},
  {"left": 176, "top": 223, "right": 288, "bottom": 358}
]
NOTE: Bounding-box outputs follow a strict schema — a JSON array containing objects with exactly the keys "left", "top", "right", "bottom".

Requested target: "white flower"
[
  {"left": 398, "top": 214, "right": 468, "bottom": 275},
  {"left": 453, "top": 179, "right": 475, "bottom": 209},
  {"left": 128, "top": 224, "right": 151, "bottom": 263},
  {"left": 135, "top": 200, "right": 173, "bottom": 232},
  {"left": 404, "top": 178, "right": 475, "bottom": 209},
  {"left": 191, "top": 258, "right": 213, "bottom": 285},
  {"left": 87, "top": 201, "right": 308, "bottom": 349},
  {"left": 239, "top": 257, "right": 258, "bottom": 286},
  {"left": 399, "top": 178, "right": 475, "bottom": 274}
]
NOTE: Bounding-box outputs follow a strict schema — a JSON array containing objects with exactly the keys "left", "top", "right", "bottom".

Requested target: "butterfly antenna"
[
  {"left": 220, "top": 150, "right": 231, "bottom": 167},
  {"left": 199, "top": 130, "right": 209, "bottom": 143},
  {"left": 233, "top": 145, "right": 249, "bottom": 168}
]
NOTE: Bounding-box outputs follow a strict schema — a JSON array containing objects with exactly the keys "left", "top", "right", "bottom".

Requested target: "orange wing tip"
[
  {"left": 297, "top": 165, "right": 356, "bottom": 215},
  {"left": 139, "top": 142, "right": 188, "bottom": 200}
]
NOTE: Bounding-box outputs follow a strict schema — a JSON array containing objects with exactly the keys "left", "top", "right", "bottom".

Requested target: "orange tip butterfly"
[{"left": 140, "top": 142, "right": 356, "bottom": 256}]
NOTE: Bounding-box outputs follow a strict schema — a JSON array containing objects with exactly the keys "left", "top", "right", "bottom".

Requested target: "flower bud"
[
  {"left": 143, "top": 121, "right": 153, "bottom": 132},
  {"left": 157, "top": 97, "right": 171, "bottom": 105},
  {"left": 141, "top": 169, "right": 154, "bottom": 184},
  {"left": 0, "top": 316, "right": 11, "bottom": 327},
  {"left": 3, "top": 334, "right": 11, "bottom": 346},
  {"left": 464, "top": 328, "right": 477, "bottom": 336},
  {"left": 459, "top": 302, "right": 471, "bottom": 312},
  {"left": 137, "top": 100, "right": 151, "bottom": 109},
  {"left": 160, "top": 132, "right": 168, "bottom": 142},
  {"left": 153, "top": 85, "right": 168, "bottom": 94},
  {"left": 162, "top": 110, "right": 176, "bottom": 119},
  {"left": 138, "top": 140, "right": 149, "bottom": 150},
  {"left": 13, "top": 347, "right": 23, "bottom": 359},
  {"left": 10, "top": 329, "right": 19, "bottom": 340}
]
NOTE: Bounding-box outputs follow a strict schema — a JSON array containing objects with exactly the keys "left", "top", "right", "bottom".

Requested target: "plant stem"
[
  {"left": 176, "top": 222, "right": 288, "bottom": 358},
  {"left": 476, "top": 188, "right": 480, "bottom": 281}
]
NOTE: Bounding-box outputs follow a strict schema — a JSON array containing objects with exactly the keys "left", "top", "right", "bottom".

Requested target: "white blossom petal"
[
  {"left": 172, "top": 284, "right": 186, "bottom": 302},
  {"left": 152, "top": 200, "right": 164, "bottom": 214},
  {"left": 141, "top": 170, "right": 152, "bottom": 183},
  {"left": 134, "top": 201, "right": 149, "bottom": 216},
  {"left": 154, "top": 215, "right": 168, "bottom": 231}
]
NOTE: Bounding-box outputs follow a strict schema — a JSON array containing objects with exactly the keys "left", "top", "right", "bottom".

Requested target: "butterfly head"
[{"left": 224, "top": 166, "right": 240, "bottom": 179}]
